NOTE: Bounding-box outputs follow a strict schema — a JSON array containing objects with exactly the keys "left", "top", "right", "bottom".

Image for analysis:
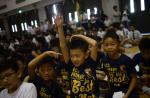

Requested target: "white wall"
[
  {"left": 0, "top": 0, "right": 64, "bottom": 22},
  {"left": 101, "top": 0, "right": 119, "bottom": 18},
  {"left": 0, "top": 0, "right": 41, "bottom": 14}
]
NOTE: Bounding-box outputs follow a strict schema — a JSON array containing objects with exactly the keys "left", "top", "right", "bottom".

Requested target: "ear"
[
  {"left": 35, "top": 69, "right": 40, "bottom": 76},
  {"left": 17, "top": 70, "right": 22, "bottom": 78},
  {"left": 85, "top": 50, "right": 90, "bottom": 59}
]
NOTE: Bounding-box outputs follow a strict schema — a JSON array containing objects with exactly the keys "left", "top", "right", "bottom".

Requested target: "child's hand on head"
[
  {"left": 44, "top": 51, "right": 62, "bottom": 59},
  {"left": 70, "top": 34, "right": 82, "bottom": 42},
  {"left": 55, "top": 15, "right": 64, "bottom": 27}
]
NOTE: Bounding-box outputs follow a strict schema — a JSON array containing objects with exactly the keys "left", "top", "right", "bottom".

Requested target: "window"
[
  {"left": 21, "top": 23, "right": 24, "bottom": 31},
  {"left": 74, "top": 11, "right": 79, "bottom": 22},
  {"left": 24, "top": 22, "right": 28, "bottom": 31},
  {"left": 87, "top": 9, "right": 91, "bottom": 20},
  {"left": 52, "top": 17, "right": 55, "bottom": 24},
  {"left": 141, "top": 0, "right": 145, "bottom": 11},
  {"left": 94, "top": 7, "right": 97, "bottom": 14},
  {"left": 130, "top": 0, "right": 135, "bottom": 13},
  {"left": 31, "top": 21, "right": 34, "bottom": 26},
  {"left": 11, "top": 24, "right": 18, "bottom": 32},
  {"left": 53, "top": 4, "right": 57, "bottom": 16},
  {"left": 69, "top": 13, "right": 72, "bottom": 22},
  {"left": 34, "top": 20, "right": 38, "bottom": 27}
]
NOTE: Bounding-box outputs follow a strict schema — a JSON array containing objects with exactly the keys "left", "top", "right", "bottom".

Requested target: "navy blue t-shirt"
[
  {"left": 66, "top": 57, "right": 97, "bottom": 98},
  {"left": 101, "top": 54, "right": 136, "bottom": 91},
  {"left": 30, "top": 76, "right": 66, "bottom": 98},
  {"left": 133, "top": 53, "right": 150, "bottom": 76}
]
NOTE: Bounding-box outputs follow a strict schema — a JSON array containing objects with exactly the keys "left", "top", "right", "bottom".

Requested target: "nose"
[
  {"left": 3, "top": 77, "right": 8, "bottom": 83},
  {"left": 72, "top": 57, "right": 78, "bottom": 62},
  {"left": 43, "top": 69, "right": 49, "bottom": 75}
]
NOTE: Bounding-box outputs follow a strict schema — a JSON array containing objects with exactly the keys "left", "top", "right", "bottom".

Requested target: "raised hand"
[{"left": 55, "top": 15, "right": 64, "bottom": 28}]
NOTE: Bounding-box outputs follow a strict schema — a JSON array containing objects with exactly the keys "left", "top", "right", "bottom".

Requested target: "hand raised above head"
[{"left": 55, "top": 15, "right": 64, "bottom": 27}]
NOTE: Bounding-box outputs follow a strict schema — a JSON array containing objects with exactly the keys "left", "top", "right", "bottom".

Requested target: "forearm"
[
  {"left": 58, "top": 27, "right": 68, "bottom": 48},
  {"left": 125, "top": 74, "right": 137, "bottom": 97},
  {"left": 58, "top": 27, "right": 69, "bottom": 63},
  {"left": 78, "top": 35, "right": 98, "bottom": 60}
]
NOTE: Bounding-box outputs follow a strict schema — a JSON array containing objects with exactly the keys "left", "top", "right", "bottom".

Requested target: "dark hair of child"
[
  {"left": 69, "top": 38, "right": 88, "bottom": 52},
  {"left": 0, "top": 57, "right": 19, "bottom": 74},
  {"left": 139, "top": 37, "right": 150, "bottom": 50},
  {"left": 36, "top": 57, "right": 57, "bottom": 69},
  {"left": 103, "top": 28, "right": 120, "bottom": 43}
]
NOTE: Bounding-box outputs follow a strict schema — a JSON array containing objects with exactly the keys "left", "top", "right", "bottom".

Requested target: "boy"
[
  {"left": 101, "top": 29, "right": 139, "bottom": 98},
  {"left": 133, "top": 38, "right": 150, "bottom": 96},
  {"left": 55, "top": 16, "right": 98, "bottom": 98},
  {"left": 0, "top": 57, "right": 37, "bottom": 98},
  {"left": 28, "top": 51, "right": 66, "bottom": 98}
]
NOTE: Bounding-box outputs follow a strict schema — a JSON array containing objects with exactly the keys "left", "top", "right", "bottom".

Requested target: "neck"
[
  {"left": 109, "top": 53, "right": 121, "bottom": 60},
  {"left": 44, "top": 80, "right": 52, "bottom": 86},
  {"left": 8, "top": 80, "right": 22, "bottom": 93}
]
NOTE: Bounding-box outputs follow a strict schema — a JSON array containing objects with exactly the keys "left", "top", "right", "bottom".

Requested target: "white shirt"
[
  {"left": 128, "top": 30, "right": 142, "bottom": 40},
  {"left": 112, "top": 10, "right": 121, "bottom": 23},
  {"left": 0, "top": 82, "right": 37, "bottom": 98}
]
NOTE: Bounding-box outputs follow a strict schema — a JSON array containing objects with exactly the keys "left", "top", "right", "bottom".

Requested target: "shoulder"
[
  {"left": 20, "top": 82, "right": 36, "bottom": 91},
  {"left": 0, "top": 89, "right": 8, "bottom": 96},
  {"left": 120, "top": 54, "right": 132, "bottom": 61},
  {"left": 133, "top": 53, "right": 141, "bottom": 60}
]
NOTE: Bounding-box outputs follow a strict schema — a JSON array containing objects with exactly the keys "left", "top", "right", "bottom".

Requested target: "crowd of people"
[{"left": 0, "top": 6, "right": 149, "bottom": 98}]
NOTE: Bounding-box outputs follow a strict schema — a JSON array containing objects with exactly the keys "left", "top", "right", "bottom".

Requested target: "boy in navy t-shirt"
[
  {"left": 133, "top": 38, "right": 150, "bottom": 96},
  {"left": 101, "top": 28, "right": 139, "bottom": 98},
  {"left": 28, "top": 51, "right": 66, "bottom": 98},
  {"left": 55, "top": 16, "right": 98, "bottom": 98}
]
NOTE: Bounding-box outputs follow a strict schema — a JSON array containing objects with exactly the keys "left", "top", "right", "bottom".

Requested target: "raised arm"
[
  {"left": 55, "top": 16, "right": 70, "bottom": 64},
  {"left": 28, "top": 51, "right": 60, "bottom": 79},
  {"left": 71, "top": 34, "right": 98, "bottom": 61}
]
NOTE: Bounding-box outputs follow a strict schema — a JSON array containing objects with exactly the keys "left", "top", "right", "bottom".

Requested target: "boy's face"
[
  {"left": 0, "top": 68, "right": 20, "bottom": 92},
  {"left": 70, "top": 49, "right": 88, "bottom": 67},
  {"left": 141, "top": 49, "right": 150, "bottom": 60},
  {"left": 103, "top": 37, "right": 120, "bottom": 57},
  {"left": 38, "top": 63, "right": 54, "bottom": 81}
]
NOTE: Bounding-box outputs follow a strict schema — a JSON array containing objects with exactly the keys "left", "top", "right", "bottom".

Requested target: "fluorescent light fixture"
[
  {"left": 14, "top": 24, "right": 18, "bottom": 32},
  {"left": 87, "top": 9, "right": 91, "bottom": 20},
  {"left": 53, "top": 4, "right": 57, "bottom": 15},
  {"left": 21, "top": 23, "right": 24, "bottom": 31},
  {"left": 34, "top": 20, "right": 38, "bottom": 27},
  {"left": 24, "top": 22, "right": 28, "bottom": 31},
  {"left": 31, "top": 21, "right": 34, "bottom": 26},
  {"left": 130, "top": 0, "right": 135, "bottom": 13},
  {"left": 74, "top": 11, "right": 79, "bottom": 22},
  {"left": 12, "top": 25, "right": 15, "bottom": 32},
  {"left": 69, "top": 13, "right": 72, "bottom": 22},
  {"left": 94, "top": 7, "right": 97, "bottom": 14},
  {"left": 52, "top": 17, "right": 55, "bottom": 24},
  {"left": 141, "top": 0, "right": 145, "bottom": 11}
]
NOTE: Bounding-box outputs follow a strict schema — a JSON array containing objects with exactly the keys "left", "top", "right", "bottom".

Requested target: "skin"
[
  {"left": 70, "top": 49, "right": 88, "bottom": 67},
  {"left": 103, "top": 37, "right": 120, "bottom": 60},
  {"left": 0, "top": 69, "right": 22, "bottom": 93}
]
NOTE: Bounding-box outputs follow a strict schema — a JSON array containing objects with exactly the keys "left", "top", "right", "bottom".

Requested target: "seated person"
[
  {"left": 0, "top": 57, "right": 37, "bottom": 98},
  {"left": 133, "top": 38, "right": 150, "bottom": 96},
  {"left": 122, "top": 26, "right": 142, "bottom": 48},
  {"left": 28, "top": 51, "right": 66, "bottom": 98}
]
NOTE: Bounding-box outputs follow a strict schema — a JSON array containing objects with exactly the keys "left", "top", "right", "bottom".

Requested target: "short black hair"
[
  {"left": 103, "top": 28, "right": 120, "bottom": 43},
  {"left": 0, "top": 57, "right": 19, "bottom": 74},
  {"left": 69, "top": 38, "right": 88, "bottom": 52},
  {"left": 139, "top": 37, "right": 150, "bottom": 50},
  {"left": 36, "top": 57, "right": 57, "bottom": 69}
]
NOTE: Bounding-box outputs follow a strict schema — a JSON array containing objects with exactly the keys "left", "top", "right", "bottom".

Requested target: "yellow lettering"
[{"left": 72, "top": 80, "right": 81, "bottom": 94}]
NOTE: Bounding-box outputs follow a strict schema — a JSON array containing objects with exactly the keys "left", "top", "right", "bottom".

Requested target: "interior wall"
[
  {"left": 101, "top": 0, "right": 119, "bottom": 18},
  {"left": 0, "top": 0, "right": 41, "bottom": 14}
]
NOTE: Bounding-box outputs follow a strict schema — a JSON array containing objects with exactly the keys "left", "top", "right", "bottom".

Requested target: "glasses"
[{"left": 0, "top": 72, "right": 16, "bottom": 81}]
